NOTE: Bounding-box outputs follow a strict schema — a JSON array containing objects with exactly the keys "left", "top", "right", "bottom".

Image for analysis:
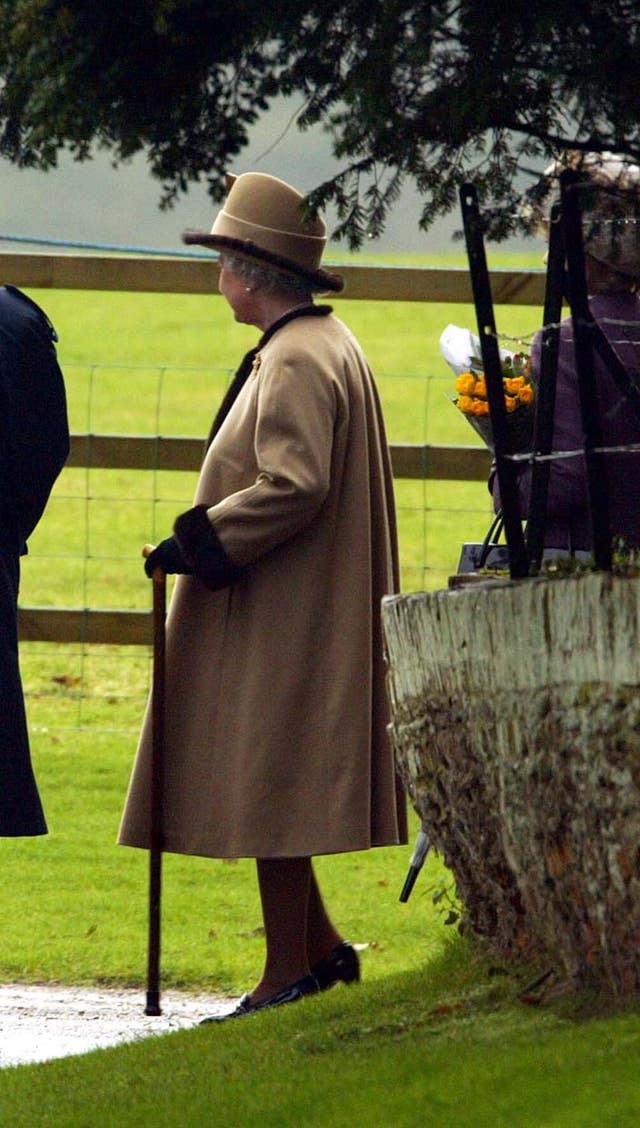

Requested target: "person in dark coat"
[
  {"left": 0, "top": 285, "right": 69, "bottom": 836},
  {"left": 492, "top": 153, "right": 640, "bottom": 552}
]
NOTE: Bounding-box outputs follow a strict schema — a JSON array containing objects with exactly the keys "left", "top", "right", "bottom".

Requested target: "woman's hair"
[
  {"left": 523, "top": 151, "right": 640, "bottom": 283},
  {"left": 220, "top": 253, "right": 316, "bottom": 300}
]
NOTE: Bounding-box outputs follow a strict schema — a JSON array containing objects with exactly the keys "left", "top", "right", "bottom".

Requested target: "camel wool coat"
[{"left": 119, "top": 309, "right": 407, "bottom": 859}]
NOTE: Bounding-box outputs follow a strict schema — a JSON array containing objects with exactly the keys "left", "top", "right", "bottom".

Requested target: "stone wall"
[{"left": 382, "top": 572, "right": 640, "bottom": 996}]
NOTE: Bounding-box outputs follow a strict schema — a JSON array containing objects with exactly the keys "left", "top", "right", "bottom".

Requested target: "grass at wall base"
[{"left": 1, "top": 932, "right": 640, "bottom": 1126}]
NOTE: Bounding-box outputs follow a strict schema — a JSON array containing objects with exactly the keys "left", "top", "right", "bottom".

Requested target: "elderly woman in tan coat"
[{"left": 118, "top": 171, "right": 407, "bottom": 1020}]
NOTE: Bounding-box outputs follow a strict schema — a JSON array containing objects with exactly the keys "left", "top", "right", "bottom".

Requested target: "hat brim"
[{"left": 182, "top": 231, "right": 344, "bottom": 294}]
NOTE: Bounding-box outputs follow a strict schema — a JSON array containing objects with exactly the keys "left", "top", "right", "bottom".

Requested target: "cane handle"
[{"left": 142, "top": 543, "right": 166, "bottom": 582}]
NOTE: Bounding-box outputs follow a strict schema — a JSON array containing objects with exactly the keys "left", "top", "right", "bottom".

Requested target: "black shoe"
[
  {"left": 310, "top": 941, "right": 360, "bottom": 991},
  {"left": 200, "top": 973, "right": 320, "bottom": 1023}
]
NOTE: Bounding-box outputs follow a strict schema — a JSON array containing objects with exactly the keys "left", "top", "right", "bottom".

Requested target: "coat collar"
[{"left": 207, "top": 305, "right": 332, "bottom": 447}]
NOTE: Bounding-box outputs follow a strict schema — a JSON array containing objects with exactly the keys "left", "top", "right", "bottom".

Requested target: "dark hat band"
[{"left": 182, "top": 231, "right": 344, "bottom": 293}]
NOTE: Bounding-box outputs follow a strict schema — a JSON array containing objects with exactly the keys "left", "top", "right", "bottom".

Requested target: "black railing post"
[
  {"left": 561, "top": 170, "right": 612, "bottom": 571},
  {"left": 525, "top": 203, "right": 564, "bottom": 569},
  {"left": 460, "top": 183, "right": 529, "bottom": 579}
]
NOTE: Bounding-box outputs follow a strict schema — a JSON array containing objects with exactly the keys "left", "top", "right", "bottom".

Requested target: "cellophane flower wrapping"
[{"left": 440, "top": 324, "right": 536, "bottom": 453}]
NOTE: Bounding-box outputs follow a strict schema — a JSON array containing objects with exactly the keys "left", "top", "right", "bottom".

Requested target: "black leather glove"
[
  {"left": 173, "top": 505, "right": 245, "bottom": 591},
  {"left": 144, "top": 536, "right": 193, "bottom": 578}
]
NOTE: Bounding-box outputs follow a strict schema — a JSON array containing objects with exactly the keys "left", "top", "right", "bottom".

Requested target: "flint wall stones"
[{"left": 382, "top": 572, "right": 640, "bottom": 995}]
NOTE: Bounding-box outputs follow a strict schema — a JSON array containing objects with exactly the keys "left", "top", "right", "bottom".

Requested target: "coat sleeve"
[
  {"left": 201, "top": 345, "right": 340, "bottom": 566},
  {"left": 0, "top": 287, "right": 70, "bottom": 554}
]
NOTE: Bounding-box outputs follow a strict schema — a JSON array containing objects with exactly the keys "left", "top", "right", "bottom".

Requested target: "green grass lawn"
[
  {"left": 3, "top": 253, "right": 639, "bottom": 1123},
  {"left": 2, "top": 745, "right": 639, "bottom": 1126},
  {"left": 0, "top": 733, "right": 439, "bottom": 990}
]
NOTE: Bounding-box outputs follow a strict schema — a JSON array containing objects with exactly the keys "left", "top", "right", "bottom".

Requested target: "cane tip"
[{"left": 142, "top": 543, "right": 156, "bottom": 559}]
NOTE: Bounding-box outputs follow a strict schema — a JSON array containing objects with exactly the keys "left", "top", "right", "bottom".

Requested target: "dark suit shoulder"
[{"left": 0, "top": 285, "right": 59, "bottom": 342}]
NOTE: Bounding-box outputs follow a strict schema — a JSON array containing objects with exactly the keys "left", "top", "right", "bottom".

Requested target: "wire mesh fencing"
[{"left": 18, "top": 360, "right": 494, "bottom": 735}]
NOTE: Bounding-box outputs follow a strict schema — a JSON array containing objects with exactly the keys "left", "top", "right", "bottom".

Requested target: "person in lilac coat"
[{"left": 492, "top": 153, "right": 640, "bottom": 553}]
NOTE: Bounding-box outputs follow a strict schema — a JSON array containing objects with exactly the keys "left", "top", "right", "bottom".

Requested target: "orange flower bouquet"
[{"left": 440, "top": 324, "right": 536, "bottom": 452}]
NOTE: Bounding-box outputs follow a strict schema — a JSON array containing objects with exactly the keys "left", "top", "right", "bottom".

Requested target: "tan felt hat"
[{"left": 183, "top": 172, "right": 344, "bottom": 293}]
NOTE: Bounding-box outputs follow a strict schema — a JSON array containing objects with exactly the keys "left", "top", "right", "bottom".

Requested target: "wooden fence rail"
[
  {"left": 1, "top": 251, "right": 546, "bottom": 303},
  {"left": 19, "top": 606, "right": 153, "bottom": 646},
  {"left": 65, "top": 432, "right": 491, "bottom": 480},
  {"left": 18, "top": 435, "right": 492, "bottom": 647},
  {"left": 7, "top": 251, "right": 532, "bottom": 647}
]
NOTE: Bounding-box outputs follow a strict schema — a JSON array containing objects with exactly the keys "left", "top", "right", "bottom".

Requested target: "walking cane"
[{"left": 142, "top": 545, "right": 166, "bottom": 1016}]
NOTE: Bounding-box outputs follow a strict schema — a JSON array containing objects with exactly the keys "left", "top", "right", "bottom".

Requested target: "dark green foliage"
[{"left": 0, "top": 1, "right": 638, "bottom": 245}]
